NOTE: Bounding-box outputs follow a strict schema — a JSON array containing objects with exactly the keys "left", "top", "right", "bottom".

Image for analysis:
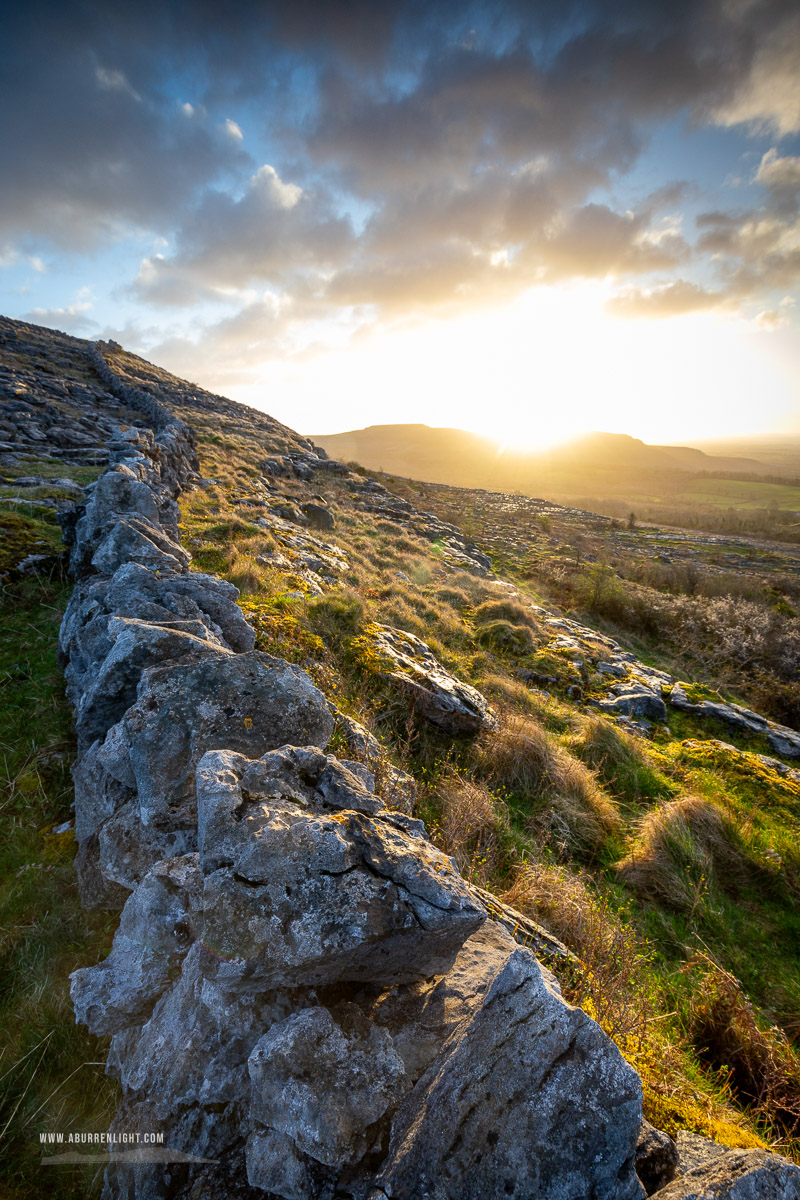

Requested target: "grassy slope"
[
  {"left": 3, "top": 331, "right": 799, "bottom": 1197},
  {"left": 0, "top": 564, "right": 117, "bottom": 1199},
  {"left": 177, "top": 422, "right": 800, "bottom": 1158}
]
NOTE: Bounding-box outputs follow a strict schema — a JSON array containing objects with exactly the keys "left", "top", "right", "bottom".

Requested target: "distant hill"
[{"left": 310, "top": 424, "right": 766, "bottom": 497}]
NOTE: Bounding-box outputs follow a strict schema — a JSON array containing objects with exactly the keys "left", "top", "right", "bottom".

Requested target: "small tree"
[{"left": 627, "top": 511, "right": 637, "bottom": 531}]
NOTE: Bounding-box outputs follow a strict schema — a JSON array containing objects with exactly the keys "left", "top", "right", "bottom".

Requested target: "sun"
[{"left": 232, "top": 281, "right": 799, "bottom": 448}]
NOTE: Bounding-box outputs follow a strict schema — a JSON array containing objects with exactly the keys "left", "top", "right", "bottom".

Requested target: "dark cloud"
[
  {"left": 132, "top": 165, "right": 353, "bottom": 304},
  {"left": 2, "top": 0, "right": 799, "bottom": 334}
]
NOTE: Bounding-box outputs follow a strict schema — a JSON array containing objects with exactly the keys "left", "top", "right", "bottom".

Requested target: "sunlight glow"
[{"left": 228, "top": 282, "right": 800, "bottom": 446}]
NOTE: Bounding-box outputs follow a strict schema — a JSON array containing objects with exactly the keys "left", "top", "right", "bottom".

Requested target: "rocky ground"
[{"left": 2, "top": 316, "right": 800, "bottom": 1200}]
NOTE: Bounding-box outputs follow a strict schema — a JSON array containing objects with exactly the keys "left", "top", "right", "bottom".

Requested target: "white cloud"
[
  {"left": 224, "top": 118, "right": 244, "bottom": 141},
  {"left": 95, "top": 66, "right": 141, "bottom": 103}
]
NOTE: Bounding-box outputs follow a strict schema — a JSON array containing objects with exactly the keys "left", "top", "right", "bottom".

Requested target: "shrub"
[
  {"left": 503, "top": 863, "right": 654, "bottom": 1047},
  {"left": 307, "top": 591, "right": 366, "bottom": 644},
  {"left": 575, "top": 718, "right": 676, "bottom": 807},
  {"left": 432, "top": 776, "right": 509, "bottom": 885},
  {"left": 688, "top": 954, "right": 800, "bottom": 1137},
  {"left": 473, "top": 599, "right": 538, "bottom": 627}
]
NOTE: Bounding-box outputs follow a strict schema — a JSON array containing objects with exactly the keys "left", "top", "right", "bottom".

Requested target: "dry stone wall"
[{"left": 55, "top": 353, "right": 649, "bottom": 1198}]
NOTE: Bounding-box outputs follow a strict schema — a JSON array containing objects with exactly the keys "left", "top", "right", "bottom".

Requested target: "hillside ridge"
[{"left": 2, "top": 315, "right": 800, "bottom": 1199}]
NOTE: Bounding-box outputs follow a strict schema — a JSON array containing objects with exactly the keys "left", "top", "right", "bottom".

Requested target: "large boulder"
[
  {"left": 650, "top": 1147, "right": 800, "bottom": 1199},
  {"left": 375, "top": 923, "right": 644, "bottom": 1200},
  {"left": 73, "top": 745, "right": 649, "bottom": 1200},
  {"left": 367, "top": 623, "right": 497, "bottom": 734},
  {"left": 123, "top": 652, "right": 334, "bottom": 824}
]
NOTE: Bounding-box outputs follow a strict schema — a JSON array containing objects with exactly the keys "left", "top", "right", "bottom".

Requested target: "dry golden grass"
[
  {"left": 473, "top": 599, "right": 540, "bottom": 629},
  {"left": 476, "top": 715, "right": 621, "bottom": 857},
  {"left": 688, "top": 953, "right": 800, "bottom": 1139},
  {"left": 617, "top": 796, "right": 749, "bottom": 911},
  {"left": 503, "top": 862, "right": 653, "bottom": 1045},
  {"left": 433, "top": 775, "right": 508, "bottom": 885}
]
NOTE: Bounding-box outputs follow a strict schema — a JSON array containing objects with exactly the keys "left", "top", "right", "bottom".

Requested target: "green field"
[{"left": 677, "top": 477, "right": 800, "bottom": 511}]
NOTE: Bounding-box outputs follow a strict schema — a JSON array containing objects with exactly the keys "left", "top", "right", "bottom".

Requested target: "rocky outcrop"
[
  {"left": 44, "top": 339, "right": 653, "bottom": 1199},
  {"left": 636, "top": 1121, "right": 679, "bottom": 1195},
  {"left": 669, "top": 685, "right": 800, "bottom": 759},
  {"left": 73, "top": 747, "right": 644, "bottom": 1200},
  {"left": 365, "top": 622, "right": 498, "bottom": 734}
]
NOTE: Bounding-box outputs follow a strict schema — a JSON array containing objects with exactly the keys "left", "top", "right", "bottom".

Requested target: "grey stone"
[
  {"left": 650, "top": 1148, "right": 800, "bottom": 1199},
  {"left": 122, "top": 651, "right": 333, "bottom": 825},
  {"left": 299, "top": 501, "right": 335, "bottom": 529},
  {"left": 598, "top": 689, "right": 668, "bottom": 722},
  {"left": 91, "top": 516, "right": 191, "bottom": 575},
  {"left": 75, "top": 618, "right": 224, "bottom": 747},
  {"left": 636, "top": 1120, "right": 679, "bottom": 1195},
  {"left": 248, "top": 1004, "right": 405, "bottom": 1168},
  {"left": 71, "top": 856, "right": 203, "bottom": 1035},
  {"left": 369, "top": 623, "right": 497, "bottom": 734},
  {"left": 375, "top": 921, "right": 645, "bottom": 1200}
]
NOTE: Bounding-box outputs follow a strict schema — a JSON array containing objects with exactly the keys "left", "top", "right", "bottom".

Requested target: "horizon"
[{"left": 1, "top": 2, "right": 799, "bottom": 447}]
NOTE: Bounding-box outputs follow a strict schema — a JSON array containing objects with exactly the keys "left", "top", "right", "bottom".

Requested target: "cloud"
[
  {"left": 22, "top": 301, "right": 95, "bottom": 333},
  {"left": 606, "top": 279, "right": 723, "bottom": 318},
  {"left": 755, "top": 148, "right": 800, "bottom": 213},
  {"left": 754, "top": 296, "right": 796, "bottom": 329},
  {"left": 714, "top": 9, "right": 800, "bottom": 135},
  {"left": 131, "top": 164, "right": 352, "bottom": 304},
  {"left": 2, "top": 0, "right": 799, "bottom": 340}
]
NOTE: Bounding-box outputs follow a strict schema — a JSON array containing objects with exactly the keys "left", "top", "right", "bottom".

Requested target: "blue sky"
[{"left": 2, "top": 0, "right": 799, "bottom": 445}]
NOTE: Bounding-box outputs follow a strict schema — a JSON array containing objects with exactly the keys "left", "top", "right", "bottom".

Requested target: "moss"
[
  {"left": 0, "top": 509, "right": 65, "bottom": 574},
  {"left": 475, "top": 619, "right": 536, "bottom": 655}
]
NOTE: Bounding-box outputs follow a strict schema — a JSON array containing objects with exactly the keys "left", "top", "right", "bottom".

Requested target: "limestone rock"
[
  {"left": 597, "top": 688, "right": 667, "bottom": 722},
  {"left": 299, "top": 501, "right": 335, "bottom": 529},
  {"left": 375, "top": 921, "right": 645, "bottom": 1200},
  {"left": 123, "top": 651, "right": 334, "bottom": 824},
  {"left": 91, "top": 515, "right": 191, "bottom": 575},
  {"left": 650, "top": 1148, "right": 800, "bottom": 1199},
  {"left": 248, "top": 1004, "right": 406, "bottom": 1169},
  {"left": 71, "top": 856, "right": 202, "bottom": 1035},
  {"left": 75, "top": 618, "right": 226, "bottom": 747},
  {"left": 369, "top": 623, "right": 497, "bottom": 734},
  {"left": 636, "top": 1120, "right": 679, "bottom": 1195}
]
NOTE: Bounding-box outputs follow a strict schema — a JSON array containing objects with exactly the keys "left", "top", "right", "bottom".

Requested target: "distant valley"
[{"left": 312, "top": 424, "right": 800, "bottom": 535}]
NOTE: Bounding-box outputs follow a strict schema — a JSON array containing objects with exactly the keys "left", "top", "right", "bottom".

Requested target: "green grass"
[
  {"left": 677, "top": 478, "right": 800, "bottom": 511},
  {"left": 0, "top": 577, "right": 117, "bottom": 1199}
]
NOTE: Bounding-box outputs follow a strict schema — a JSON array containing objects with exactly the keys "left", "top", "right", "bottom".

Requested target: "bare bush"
[{"left": 688, "top": 954, "right": 800, "bottom": 1138}]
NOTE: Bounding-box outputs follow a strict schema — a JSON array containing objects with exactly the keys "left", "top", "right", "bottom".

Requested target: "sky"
[{"left": 1, "top": 0, "right": 799, "bottom": 448}]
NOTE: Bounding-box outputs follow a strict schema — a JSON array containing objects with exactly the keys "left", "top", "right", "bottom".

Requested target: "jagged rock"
[
  {"left": 637, "top": 1120, "right": 679, "bottom": 1195},
  {"left": 123, "top": 651, "right": 333, "bottom": 824},
  {"left": 597, "top": 689, "right": 668, "bottom": 722},
  {"left": 74, "top": 617, "right": 226, "bottom": 747},
  {"left": 300, "top": 501, "right": 335, "bottom": 529},
  {"left": 71, "top": 856, "right": 203, "bottom": 1034},
  {"left": 368, "top": 623, "right": 497, "bottom": 734},
  {"left": 332, "top": 709, "right": 417, "bottom": 813},
  {"left": 248, "top": 1005, "right": 406, "bottom": 1169},
  {"left": 374, "top": 921, "right": 645, "bottom": 1200},
  {"left": 91, "top": 516, "right": 191, "bottom": 575},
  {"left": 675, "top": 1131, "right": 730, "bottom": 1175},
  {"left": 195, "top": 746, "right": 484, "bottom": 988},
  {"left": 650, "top": 1147, "right": 800, "bottom": 1199}
]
